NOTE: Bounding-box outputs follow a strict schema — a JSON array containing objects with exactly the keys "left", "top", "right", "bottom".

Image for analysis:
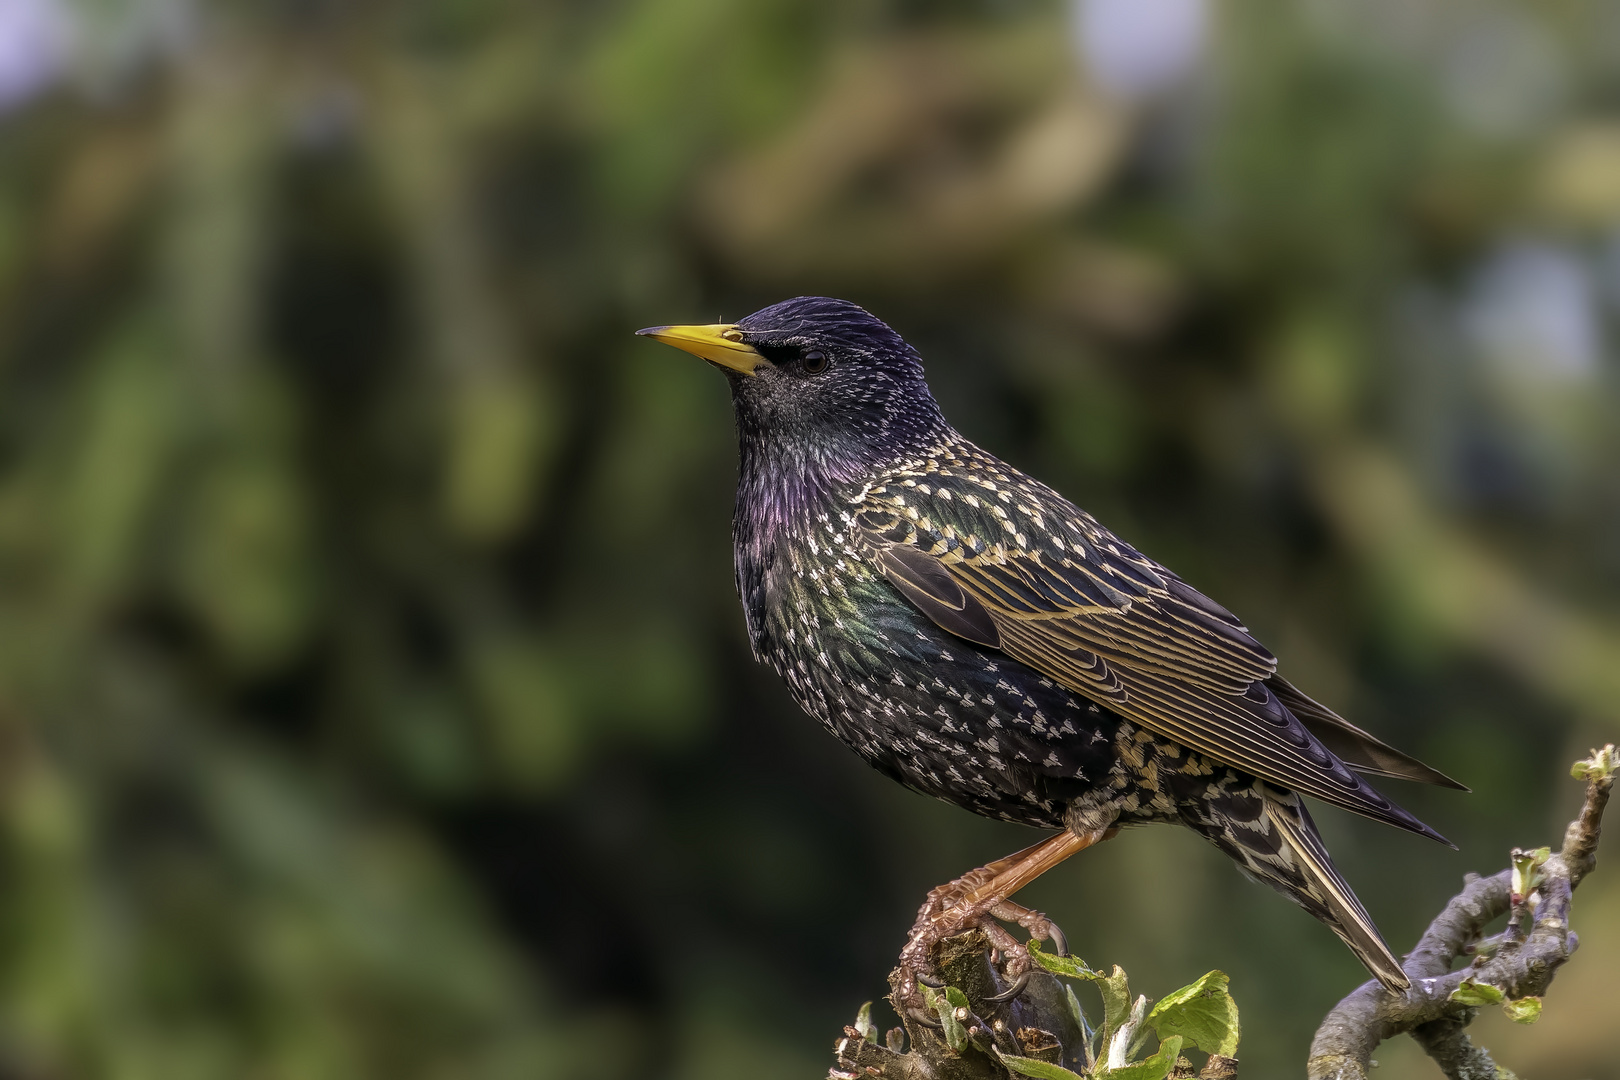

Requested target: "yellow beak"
[{"left": 635, "top": 323, "right": 770, "bottom": 376}]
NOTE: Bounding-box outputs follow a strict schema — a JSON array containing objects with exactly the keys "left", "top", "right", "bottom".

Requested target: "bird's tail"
[{"left": 1195, "top": 786, "right": 1411, "bottom": 991}]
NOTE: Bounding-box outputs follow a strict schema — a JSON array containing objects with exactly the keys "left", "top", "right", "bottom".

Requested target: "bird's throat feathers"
[
  {"left": 729, "top": 379, "right": 953, "bottom": 655},
  {"left": 729, "top": 381, "right": 950, "bottom": 544},
  {"left": 708, "top": 295, "right": 952, "bottom": 649}
]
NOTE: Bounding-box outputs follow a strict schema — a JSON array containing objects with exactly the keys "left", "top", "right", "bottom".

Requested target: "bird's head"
[{"left": 637, "top": 297, "right": 949, "bottom": 482}]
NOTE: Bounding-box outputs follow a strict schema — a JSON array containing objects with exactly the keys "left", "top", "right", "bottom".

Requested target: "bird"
[{"left": 637, "top": 296, "right": 1462, "bottom": 1001}]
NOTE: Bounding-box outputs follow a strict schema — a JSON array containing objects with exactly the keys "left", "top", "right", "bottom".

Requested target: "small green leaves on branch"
[
  {"left": 855, "top": 1001, "right": 879, "bottom": 1043},
  {"left": 998, "top": 1050, "right": 1088, "bottom": 1079},
  {"left": 1308, "top": 746, "right": 1613, "bottom": 1080},
  {"left": 1444, "top": 977, "right": 1543, "bottom": 1025},
  {"left": 1502, "top": 997, "right": 1542, "bottom": 1025},
  {"left": 1447, "top": 977, "right": 1505, "bottom": 1007},
  {"left": 920, "top": 982, "right": 972, "bottom": 1054},
  {"left": 1570, "top": 744, "right": 1616, "bottom": 781},
  {"left": 1025, "top": 943, "right": 1240, "bottom": 1079},
  {"left": 1027, "top": 941, "right": 1098, "bottom": 980},
  {"left": 833, "top": 938, "right": 1241, "bottom": 1079},
  {"left": 1508, "top": 846, "right": 1549, "bottom": 904},
  {"left": 1144, "top": 970, "right": 1241, "bottom": 1059},
  {"left": 1101, "top": 1036, "right": 1183, "bottom": 1080}
]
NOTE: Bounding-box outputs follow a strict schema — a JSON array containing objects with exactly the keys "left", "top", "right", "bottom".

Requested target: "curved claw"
[
  {"left": 984, "top": 968, "right": 1032, "bottom": 1004},
  {"left": 907, "top": 1007, "right": 944, "bottom": 1030},
  {"left": 1047, "top": 921, "right": 1069, "bottom": 958},
  {"left": 914, "top": 970, "right": 947, "bottom": 989}
]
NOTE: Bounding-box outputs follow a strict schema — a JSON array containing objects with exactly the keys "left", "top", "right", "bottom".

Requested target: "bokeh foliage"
[{"left": 0, "top": 0, "right": 1617, "bottom": 1076}]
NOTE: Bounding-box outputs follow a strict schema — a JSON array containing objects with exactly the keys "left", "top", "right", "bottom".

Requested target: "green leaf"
[
  {"left": 1510, "top": 847, "right": 1551, "bottom": 899},
  {"left": 1029, "top": 939, "right": 1094, "bottom": 979},
  {"left": 1100, "top": 1035, "right": 1185, "bottom": 1080},
  {"left": 854, "top": 1001, "right": 877, "bottom": 1043},
  {"left": 1145, "top": 970, "right": 1240, "bottom": 1058},
  {"left": 1449, "top": 978, "right": 1506, "bottom": 1006},
  {"left": 921, "top": 983, "right": 968, "bottom": 1054},
  {"left": 1064, "top": 982, "right": 1098, "bottom": 1072},
  {"left": 1503, "top": 996, "right": 1542, "bottom": 1024},
  {"left": 997, "top": 1051, "right": 1086, "bottom": 1080},
  {"left": 1025, "top": 944, "right": 1121, "bottom": 1056},
  {"left": 1064, "top": 983, "right": 1093, "bottom": 1045},
  {"left": 1091, "top": 966, "right": 1133, "bottom": 1051},
  {"left": 1571, "top": 745, "right": 1617, "bottom": 781}
]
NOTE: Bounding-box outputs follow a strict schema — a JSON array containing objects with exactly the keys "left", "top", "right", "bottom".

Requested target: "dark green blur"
[{"left": 0, "top": 1, "right": 1616, "bottom": 1076}]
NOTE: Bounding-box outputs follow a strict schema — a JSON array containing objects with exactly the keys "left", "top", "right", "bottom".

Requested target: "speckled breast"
[{"left": 752, "top": 504, "right": 1133, "bottom": 831}]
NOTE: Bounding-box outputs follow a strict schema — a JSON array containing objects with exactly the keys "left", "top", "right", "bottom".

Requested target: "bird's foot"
[
  {"left": 896, "top": 889, "right": 1068, "bottom": 1010},
  {"left": 991, "top": 896, "right": 1070, "bottom": 961},
  {"left": 891, "top": 829, "right": 1107, "bottom": 1013},
  {"left": 984, "top": 898, "right": 1070, "bottom": 1001}
]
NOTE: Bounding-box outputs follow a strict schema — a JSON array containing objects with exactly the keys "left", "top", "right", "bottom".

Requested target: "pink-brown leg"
[{"left": 896, "top": 827, "right": 1116, "bottom": 1005}]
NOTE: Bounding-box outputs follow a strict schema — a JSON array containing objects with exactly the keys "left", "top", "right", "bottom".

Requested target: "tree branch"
[
  {"left": 827, "top": 746, "right": 1612, "bottom": 1080},
  {"left": 829, "top": 932, "right": 1241, "bottom": 1080},
  {"left": 1307, "top": 745, "right": 1615, "bottom": 1080},
  {"left": 830, "top": 930, "right": 1092, "bottom": 1080}
]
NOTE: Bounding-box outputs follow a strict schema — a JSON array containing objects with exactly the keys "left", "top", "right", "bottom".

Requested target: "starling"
[{"left": 638, "top": 297, "right": 1462, "bottom": 998}]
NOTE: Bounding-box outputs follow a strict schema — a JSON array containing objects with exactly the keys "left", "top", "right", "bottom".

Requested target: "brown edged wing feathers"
[{"left": 851, "top": 453, "right": 1452, "bottom": 841}]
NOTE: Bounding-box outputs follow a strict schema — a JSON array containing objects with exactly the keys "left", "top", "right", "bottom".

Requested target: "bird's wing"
[
  {"left": 850, "top": 455, "right": 1451, "bottom": 841},
  {"left": 1267, "top": 676, "right": 1469, "bottom": 790}
]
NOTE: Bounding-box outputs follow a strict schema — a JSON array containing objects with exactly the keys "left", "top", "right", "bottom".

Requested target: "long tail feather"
[
  {"left": 1259, "top": 793, "right": 1409, "bottom": 990},
  {"left": 1191, "top": 783, "right": 1411, "bottom": 991}
]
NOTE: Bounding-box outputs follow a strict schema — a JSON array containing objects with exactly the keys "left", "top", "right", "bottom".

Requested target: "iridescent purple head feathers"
[{"left": 725, "top": 297, "right": 949, "bottom": 497}]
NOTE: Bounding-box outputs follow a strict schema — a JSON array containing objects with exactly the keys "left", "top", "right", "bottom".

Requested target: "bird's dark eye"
[{"left": 802, "top": 350, "right": 828, "bottom": 374}]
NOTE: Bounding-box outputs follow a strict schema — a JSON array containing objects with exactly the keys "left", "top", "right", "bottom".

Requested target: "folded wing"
[{"left": 852, "top": 455, "right": 1455, "bottom": 842}]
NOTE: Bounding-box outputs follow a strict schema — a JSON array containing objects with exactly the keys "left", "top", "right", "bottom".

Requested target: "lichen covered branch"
[{"left": 1307, "top": 745, "right": 1615, "bottom": 1080}]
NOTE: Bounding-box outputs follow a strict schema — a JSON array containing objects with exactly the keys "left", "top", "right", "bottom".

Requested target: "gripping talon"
[
  {"left": 1047, "top": 921, "right": 1069, "bottom": 958},
  {"left": 985, "top": 969, "right": 1032, "bottom": 1003},
  {"left": 915, "top": 971, "right": 946, "bottom": 989},
  {"left": 907, "top": 1007, "right": 943, "bottom": 1030}
]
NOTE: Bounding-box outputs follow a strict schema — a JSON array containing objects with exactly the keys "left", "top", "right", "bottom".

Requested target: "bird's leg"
[{"left": 896, "top": 827, "right": 1114, "bottom": 1006}]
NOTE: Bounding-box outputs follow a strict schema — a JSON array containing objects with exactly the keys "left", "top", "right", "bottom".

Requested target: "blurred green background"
[{"left": 0, "top": 0, "right": 1617, "bottom": 1076}]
